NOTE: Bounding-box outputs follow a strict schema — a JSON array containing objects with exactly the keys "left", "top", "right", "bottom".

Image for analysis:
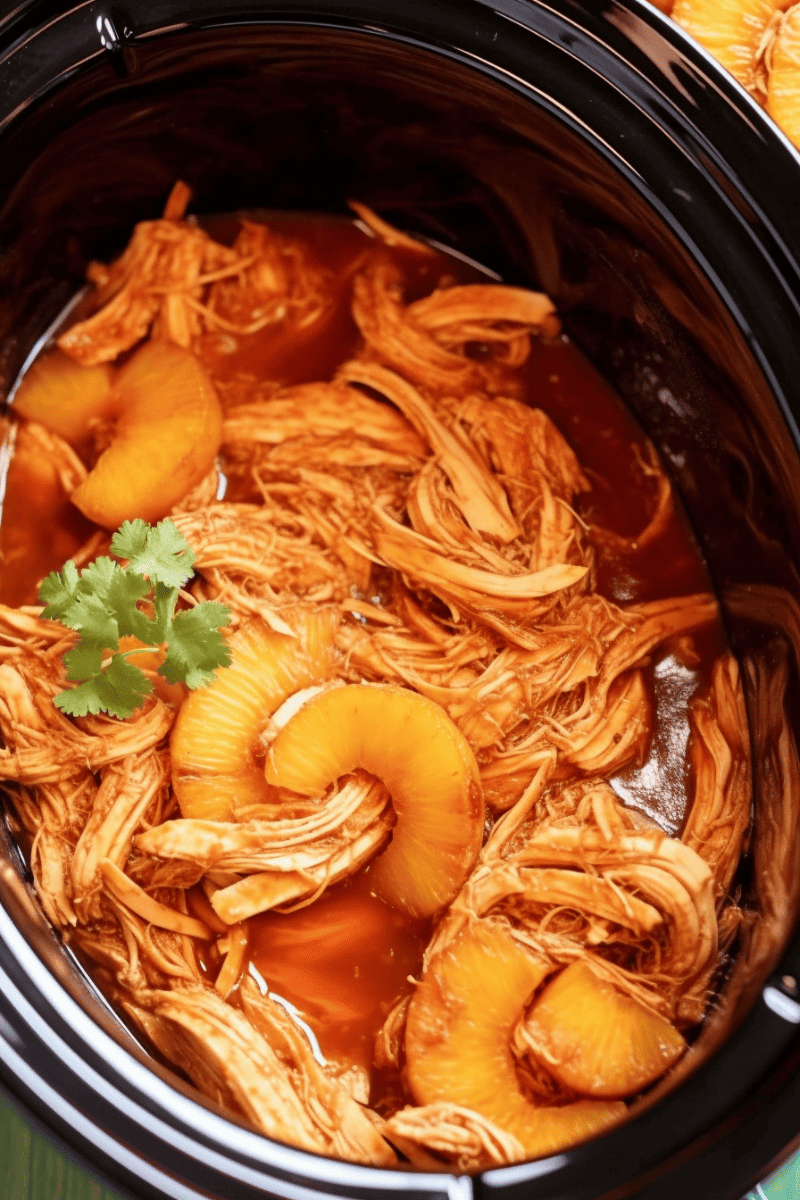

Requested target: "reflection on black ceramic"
[{"left": 1, "top": 3, "right": 800, "bottom": 1199}]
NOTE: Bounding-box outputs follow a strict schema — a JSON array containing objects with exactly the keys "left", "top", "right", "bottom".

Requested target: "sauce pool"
[{"left": 247, "top": 873, "right": 428, "bottom": 1077}]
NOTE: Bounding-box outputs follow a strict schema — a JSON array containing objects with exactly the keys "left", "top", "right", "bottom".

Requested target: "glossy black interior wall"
[{"left": 2, "top": 5, "right": 800, "bottom": 1200}]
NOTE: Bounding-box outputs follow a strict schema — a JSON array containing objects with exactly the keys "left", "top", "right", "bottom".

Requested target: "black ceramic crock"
[{"left": 1, "top": 2, "right": 800, "bottom": 1198}]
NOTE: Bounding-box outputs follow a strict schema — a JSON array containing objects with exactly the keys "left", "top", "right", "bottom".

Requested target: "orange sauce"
[
  {"left": 246, "top": 873, "right": 428, "bottom": 1075},
  {"left": 0, "top": 421, "right": 94, "bottom": 606},
  {"left": 199, "top": 213, "right": 367, "bottom": 389},
  {"left": 201, "top": 212, "right": 468, "bottom": 391},
  {"left": 522, "top": 337, "right": 716, "bottom": 606}
]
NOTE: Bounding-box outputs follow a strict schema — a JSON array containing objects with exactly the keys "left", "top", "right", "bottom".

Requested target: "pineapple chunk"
[
  {"left": 12, "top": 349, "right": 113, "bottom": 447},
  {"left": 172, "top": 611, "right": 338, "bottom": 820},
  {"left": 71, "top": 340, "right": 223, "bottom": 529},
  {"left": 406, "top": 922, "right": 625, "bottom": 1158},
  {"left": 522, "top": 960, "right": 686, "bottom": 1099},
  {"left": 265, "top": 683, "right": 484, "bottom": 919}
]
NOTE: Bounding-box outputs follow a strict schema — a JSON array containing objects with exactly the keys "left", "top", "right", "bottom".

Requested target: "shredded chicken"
[
  {"left": 0, "top": 193, "right": 753, "bottom": 1169},
  {"left": 349, "top": 257, "right": 558, "bottom": 396},
  {"left": 57, "top": 184, "right": 237, "bottom": 364},
  {"left": 384, "top": 1103, "right": 525, "bottom": 1171},
  {"left": 171, "top": 502, "right": 363, "bottom": 611},
  {"left": 72, "top": 748, "right": 171, "bottom": 922},
  {"left": 121, "top": 980, "right": 395, "bottom": 1164},
  {"left": 137, "top": 773, "right": 395, "bottom": 922},
  {"left": 237, "top": 976, "right": 396, "bottom": 1163},
  {"left": 0, "top": 656, "right": 173, "bottom": 784},
  {"left": 682, "top": 652, "right": 752, "bottom": 898},
  {"left": 56, "top": 184, "right": 332, "bottom": 366},
  {"left": 424, "top": 776, "right": 718, "bottom": 1027}
]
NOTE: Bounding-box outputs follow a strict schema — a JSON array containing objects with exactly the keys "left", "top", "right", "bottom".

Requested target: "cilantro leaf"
[
  {"left": 108, "top": 518, "right": 150, "bottom": 562},
  {"left": 39, "top": 560, "right": 81, "bottom": 622},
  {"left": 59, "top": 590, "right": 121, "bottom": 649},
  {"left": 152, "top": 579, "right": 179, "bottom": 642},
  {"left": 42, "top": 520, "right": 231, "bottom": 720},
  {"left": 111, "top": 518, "right": 196, "bottom": 589},
  {"left": 56, "top": 560, "right": 153, "bottom": 648},
  {"left": 104, "top": 569, "right": 152, "bottom": 640},
  {"left": 54, "top": 678, "right": 109, "bottom": 718},
  {"left": 75, "top": 555, "right": 118, "bottom": 599},
  {"left": 55, "top": 654, "right": 154, "bottom": 719},
  {"left": 62, "top": 641, "right": 106, "bottom": 682},
  {"left": 160, "top": 602, "right": 232, "bottom": 689}
]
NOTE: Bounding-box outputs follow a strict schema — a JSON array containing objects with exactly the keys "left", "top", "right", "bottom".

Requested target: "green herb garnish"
[{"left": 39, "top": 518, "right": 232, "bottom": 719}]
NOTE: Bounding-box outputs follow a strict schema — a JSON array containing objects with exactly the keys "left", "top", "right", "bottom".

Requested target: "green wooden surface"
[
  {"left": 756, "top": 1154, "right": 800, "bottom": 1200},
  {"left": 0, "top": 1086, "right": 796, "bottom": 1200},
  {"left": 0, "top": 1092, "right": 122, "bottom": 1200}
]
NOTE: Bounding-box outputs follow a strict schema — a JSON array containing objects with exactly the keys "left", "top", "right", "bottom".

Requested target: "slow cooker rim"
[
  {"left": 4, "top": 0, "right": 800, "bottom": 444},
  {"left": 1, "top": 4, "right": 800, "bottom": 1200}
]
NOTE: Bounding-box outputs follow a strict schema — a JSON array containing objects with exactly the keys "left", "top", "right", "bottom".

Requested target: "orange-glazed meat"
[{"left": 0, "top": 197, "right": 753, "bottom": 1172}]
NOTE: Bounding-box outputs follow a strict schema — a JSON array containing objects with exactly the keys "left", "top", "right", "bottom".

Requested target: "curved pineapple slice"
[
  {"left": 265, "top": 683, "right": 483, "bottom": 918},
  {"left": 671, "top": 0, "right": 782, "bottom": 88},
  {"left": 71, "top": 340, "right": 223, "bottom": 529},
  {"left": 405, "top": 922, "right": 625, "bottom": 1158},
  {"left": 767, "top": 7, "right": 800, "bottom": 151},
  {"left": 172, "top": 609, "right": 338, "bottom": 820},
  {"left": 522, "top": 960, "right": 686, "bottom": 1099},
  {"left": 12, "top": 349, "right": 113, "bottom": 447}
]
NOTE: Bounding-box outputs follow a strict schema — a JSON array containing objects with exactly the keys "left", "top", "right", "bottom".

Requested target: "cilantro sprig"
[{"left": 39, "top": 519, "right": 232, "bottom": 719}]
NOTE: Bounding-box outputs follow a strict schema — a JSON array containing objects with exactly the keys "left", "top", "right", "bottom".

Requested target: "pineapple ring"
[
  {"left": 171, "top": 610, "right": 339, "bottom": 820},
  {"left": 767, "top": 6, "right": 800, "bottom": 151},
  {"left": 71, "top": 340, "right": 223, "bottom": 529},
  {"left": 521, "top": 959, "right": 686, "bottom": 1099},
  {"left": 264, "top": 683, "right": 484, "bottom": 919},
  {"left": 12, "top": 349, "right": 113, "bottom": 447},
  {"left": 671, "top": 0, "right": 782, "bottom": 87},
  {"left": 405, "top": 921, "right": 625, "bottom": 1157}
]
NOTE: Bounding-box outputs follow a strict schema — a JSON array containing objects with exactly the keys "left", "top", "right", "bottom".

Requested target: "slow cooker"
[{"left": 1, "top": 2, "right": 800, "bottom": 1198}]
